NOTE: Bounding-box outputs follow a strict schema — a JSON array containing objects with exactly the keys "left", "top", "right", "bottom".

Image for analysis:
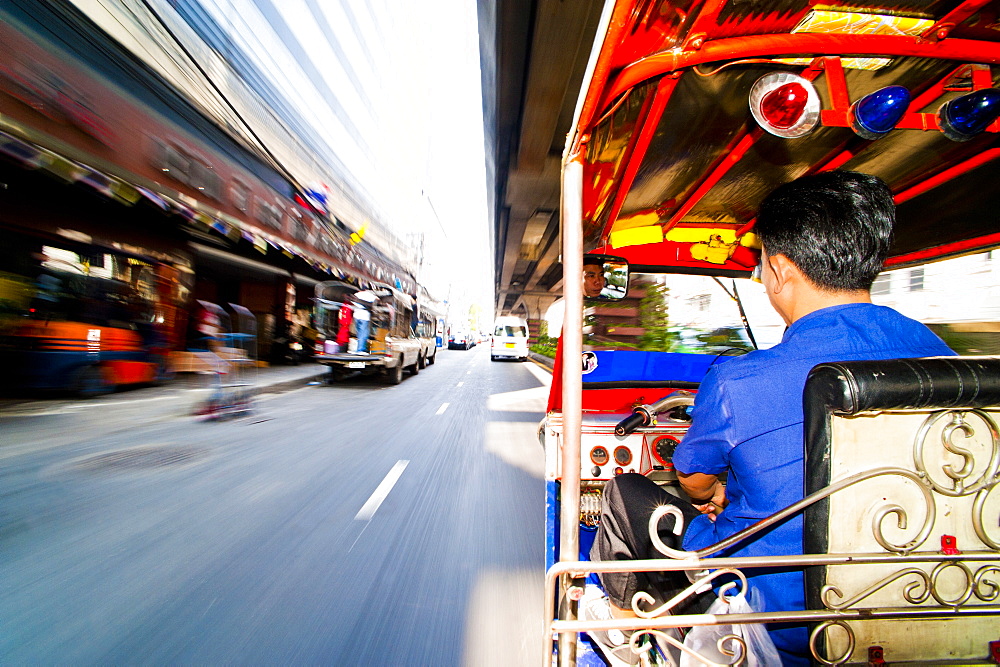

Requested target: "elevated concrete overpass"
[{"left": 478, "top": 0, "right": 603, "bottom": 334}]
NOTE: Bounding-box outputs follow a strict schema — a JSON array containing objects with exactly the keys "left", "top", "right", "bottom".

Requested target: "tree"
[
  {"left": 639, "top": 281, "right": 677, "bottom": 351},
  {"left": 467, "top": 303, "right": 482, "bottom": 332}
]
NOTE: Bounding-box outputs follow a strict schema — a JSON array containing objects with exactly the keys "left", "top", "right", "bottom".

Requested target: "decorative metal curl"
[
  {"left": 631, "top": 568, "right": 749, "bottom": 619},
  {"left": 810, "top": 620, "right": 855, "bottom": 666},
  {"left": 821, "top": 561, "right": 1000, "bottom": 613},
  {"left": 868, "top": 478, "right": 936, "bottom": 555},
  {"left": 633, "top": 579, "right": 749, "bottom": 663},
  {"left": 972, "top": 483, "right": 1000, "bottom": 550},
  {"left": 632, "top": 626, "right": 747, "bottom": 666},
  {"left": 648, "top": 504, "right": 697, "bottom": 559},
  {"left": 820, "top": 567, "right": 930, "bottom": 610},
  {"left": 653, "top": 468, "right": 936, "bottom": 560},
  {"left": 929, "top": 560, "right": 974, "bottom": 607},
  {"left": 914, "top": 409, "right": 1000, "bottom": 497},
  {"left": 973, "top": 565, "right": 1000, "bottom": 601}
]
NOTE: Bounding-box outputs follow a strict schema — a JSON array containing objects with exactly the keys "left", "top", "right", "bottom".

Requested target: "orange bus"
[{"left": 0, "top": 237, "right": 184, "bottom": 395}]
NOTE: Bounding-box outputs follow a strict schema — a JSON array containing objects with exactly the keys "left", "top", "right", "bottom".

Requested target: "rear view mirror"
[{"left": 583, "top": 254, "right": 629, "bottom": 301}]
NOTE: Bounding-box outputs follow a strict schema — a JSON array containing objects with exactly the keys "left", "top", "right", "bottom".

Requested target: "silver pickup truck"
[{"left": 312, "top": 282, "right": 424, "bottom": 384}]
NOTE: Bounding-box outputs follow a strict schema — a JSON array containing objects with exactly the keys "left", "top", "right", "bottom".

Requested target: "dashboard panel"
[{"left": 541, "top": 412, "right": 690, "bottom": 483}]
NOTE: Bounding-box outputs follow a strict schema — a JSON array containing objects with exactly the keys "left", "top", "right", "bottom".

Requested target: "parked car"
[{"left": 448, "top": 331, "right": 473, "bottom": 350}]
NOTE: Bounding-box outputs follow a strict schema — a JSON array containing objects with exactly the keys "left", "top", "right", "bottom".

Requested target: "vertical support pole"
[
  {"left": 553, "top": 0, "right": 617, "bottom": 654},
  {"left": 557, "top": 155, "right": 585, "bottom": 666}
]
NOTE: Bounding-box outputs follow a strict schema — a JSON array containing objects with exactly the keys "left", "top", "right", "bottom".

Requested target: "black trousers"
[{"left": 590, "top": 473, "right": 707, "bottom": 613}]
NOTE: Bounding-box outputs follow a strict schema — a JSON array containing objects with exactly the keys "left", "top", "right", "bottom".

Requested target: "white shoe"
[{"left": 580, "top": 586, "right": 639, "bottom": 666}]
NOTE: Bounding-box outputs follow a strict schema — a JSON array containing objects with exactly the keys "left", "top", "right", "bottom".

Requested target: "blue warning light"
[
  {"left": 939, "top": 88, "right": 1000, "bottom": 142},
  {"left": 851, "top": 86, "right": 911, "bottom": 140}
]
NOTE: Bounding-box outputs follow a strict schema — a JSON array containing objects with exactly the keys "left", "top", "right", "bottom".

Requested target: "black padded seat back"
[{"left": 802, "top": 357, "right": 1000, "bottom": 664}]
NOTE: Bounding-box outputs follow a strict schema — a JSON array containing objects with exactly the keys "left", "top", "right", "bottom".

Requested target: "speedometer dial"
[{"left": 652, "top": 436, "right": 679, "bottom": 470}]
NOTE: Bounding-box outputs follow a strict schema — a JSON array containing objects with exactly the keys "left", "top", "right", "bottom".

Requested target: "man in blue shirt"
[{"left": 590, "top": 171, "right": 954, "bottom": 664}]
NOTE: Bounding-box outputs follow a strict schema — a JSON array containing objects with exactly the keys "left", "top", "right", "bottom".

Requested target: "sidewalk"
[
  {"left": 0, "top": 362, "right": 328, "bottom": 420},
  {"left": 528, "top": 352, "right": 554, "bottom": 371}
]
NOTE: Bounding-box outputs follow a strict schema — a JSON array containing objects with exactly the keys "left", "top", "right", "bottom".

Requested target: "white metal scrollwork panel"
[{"left": 819, "top": 408, "right": 1000, "bottom": 663}]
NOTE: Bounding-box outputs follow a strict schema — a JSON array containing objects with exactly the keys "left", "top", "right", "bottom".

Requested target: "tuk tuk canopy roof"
[{"left": 572, "top": 0, "right": 1000, "bottom": 274}]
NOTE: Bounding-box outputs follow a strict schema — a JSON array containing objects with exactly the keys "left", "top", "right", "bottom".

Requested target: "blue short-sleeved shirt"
[{"left": 672, "top": 303, "right": 954, "bottom": 660}]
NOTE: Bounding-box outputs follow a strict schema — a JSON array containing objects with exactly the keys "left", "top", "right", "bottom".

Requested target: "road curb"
[
  {"left": 528, "top": 352, "right": 554, "bottom": 372},
  {"left": 252, "top": 370, "right": 329, "bottom": 396},
  {"left": 188, "top": 368, "right": 328, "bottom": 417}
]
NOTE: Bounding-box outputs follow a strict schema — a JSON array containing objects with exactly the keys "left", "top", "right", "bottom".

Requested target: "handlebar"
[
  {"left": 614, "top": 412, "right": 647, "bottom": 436},
  {"left": 614, "top": 390, "right": 695, "bottom": 436}
]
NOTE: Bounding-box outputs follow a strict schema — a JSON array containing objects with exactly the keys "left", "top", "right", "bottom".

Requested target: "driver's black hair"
[
  {"left": 755, "top": 170, "right": 893, "bottom": 292},
  {"left": 583, "top": 254, "right": 603, "bottom": 268}
]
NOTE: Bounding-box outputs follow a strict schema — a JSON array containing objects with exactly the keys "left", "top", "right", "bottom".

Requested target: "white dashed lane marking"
[{"left": 354, "top": 460, "right": 409, "bottom": 521}]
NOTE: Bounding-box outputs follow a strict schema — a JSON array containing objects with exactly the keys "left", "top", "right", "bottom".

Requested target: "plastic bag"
[{"left": 679, "top": 587, "right": 781, "bottom": 666}]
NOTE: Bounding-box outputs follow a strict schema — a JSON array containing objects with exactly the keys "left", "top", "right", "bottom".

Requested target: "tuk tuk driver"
[
  {"left": 583, "top": 257, "right": 605, "bottom": 298},
  {"left": 588, "top": 171, "right": 954, "bottom": 665}
]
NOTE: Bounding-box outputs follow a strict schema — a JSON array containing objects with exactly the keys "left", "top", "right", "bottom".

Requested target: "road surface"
[{"left": 0, "top": 345, "right": 549, "bottom": 665}]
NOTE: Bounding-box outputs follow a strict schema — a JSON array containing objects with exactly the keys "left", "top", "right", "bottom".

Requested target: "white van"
[{"left": 491, "top": 316, "right": 529, "bottom": 362}]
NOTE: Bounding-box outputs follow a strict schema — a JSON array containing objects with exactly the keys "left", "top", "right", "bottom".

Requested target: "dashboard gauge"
[
  {"left": 613, "top": 446, "right": 632, "bottom": 466},
  {"left": 652, "top": 436, "right": 679, "bottom": 469},
  {"left": 590, "top": 446, "right": 609, "bottom": 466}
]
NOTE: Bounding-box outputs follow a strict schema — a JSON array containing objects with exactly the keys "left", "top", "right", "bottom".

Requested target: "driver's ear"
[{"left": 765, "top": 253, "right": 798, "bottom": 294}]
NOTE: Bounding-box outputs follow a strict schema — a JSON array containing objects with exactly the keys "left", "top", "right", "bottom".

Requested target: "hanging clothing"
[{"left": 336, "top": 303, "right": 353, "bottom": 348}]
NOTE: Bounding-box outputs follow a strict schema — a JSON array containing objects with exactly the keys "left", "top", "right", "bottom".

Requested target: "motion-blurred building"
[
  {"left": 0, "top": 1, "right": 420, "bottom": 378},
  {"left": 872, "top": 251, "right": 1000, "bottom": 354}
]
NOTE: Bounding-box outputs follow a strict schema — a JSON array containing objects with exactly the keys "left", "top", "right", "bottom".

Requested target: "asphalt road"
[{"left": 0, "top": 345, "right": 549, "bottom": 665}]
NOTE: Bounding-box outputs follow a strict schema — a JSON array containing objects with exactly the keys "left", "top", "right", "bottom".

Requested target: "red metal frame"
[
  {"left": 739, "top": 145, "right": 1000, "bottom": 240},
  {"left": 603, "top": 50, "right": 999, "bottom": 242},
  {"left": 570, "top": 1, "right": 1000, "bottom": 265},
  {"left": 807, "top": 62, "right": 991, "bottom": 175},
  {"left": 819, "top": 59, "right": 999, "bottom": 132},
  {"left": 592, "top": 235, "right": 757, "bottom": 272},
  {"left": 817, "top": 56, "right": 862, "bottom": 129},
  {"left": 657, "top": 56, "right": 820, "bottom": 237},
  {"left": 894, "top": 147, "right": 1000, "bottom": 204},
  {"left": 921, "top": 0, "right": 995, "bottom": 42},
  {"left": 679, "top": 0, "right": 730, "bottom": 52},
  {"left": 662, "top": 127, "right": 763, "bottom": 233},
  {"left": 885, "top": 230, "right": 1000, "bottom": 267},
  {"left": 597, "top": 34, "right": 1000, "bottom": 114},
  {"left": 569, "top": 1, "right": 638, "bottom": 157},
  {"left": 603, "top": 75, "right": 679, "bottom": 234}
]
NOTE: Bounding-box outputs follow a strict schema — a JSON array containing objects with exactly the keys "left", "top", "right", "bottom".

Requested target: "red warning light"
[
  {"left": 750, "top": 73, "right": 821, "bottom": 138},
  {"left": 761, "top": 83, "right": 808, "bottom": 129}
]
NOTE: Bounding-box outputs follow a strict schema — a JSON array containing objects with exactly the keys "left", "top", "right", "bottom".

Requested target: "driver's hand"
[
  {"left": 693, "top": 485, "right": 727, "bottom": 521},
  {"left": 693, "top": 502, "right": 719, "bottom": 521}
]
